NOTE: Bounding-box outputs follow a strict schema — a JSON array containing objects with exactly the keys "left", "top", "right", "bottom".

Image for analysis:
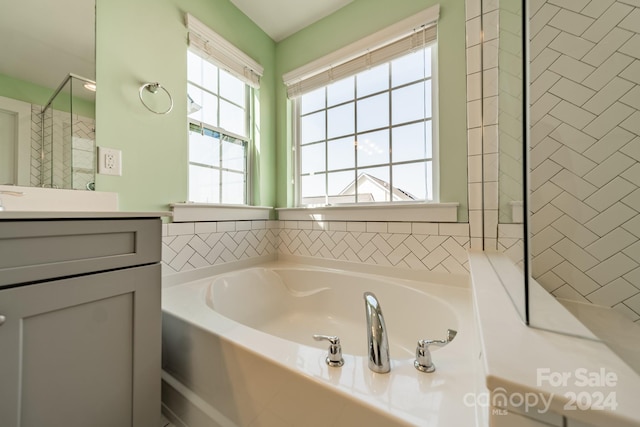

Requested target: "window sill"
[
  {"left": 170, "top": 203, "right": 273, "bottom": 222},
  {"left": 276, "top": 202, "right": 458, "bottom": 222}
]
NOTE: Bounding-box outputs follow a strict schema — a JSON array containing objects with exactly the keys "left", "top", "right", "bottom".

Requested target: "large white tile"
[
  {"left": 583, "top": 28, "right": 633, "bottom": 67},
  {"left": 621, "top": 85, "right": 640, "bottom": 110},
  {"left": 466, "top": 16, "right": 481, "bottom": 47},
  {"left": 465, "top": 0, "right": 481, "bottom": 20},
  {"left": 483, "top": 39, "right": 499, "bottom": 70},
  {"left": 466, "top": 45, "right": 482, "bottom": 74},
  {"left": 583, "top": 77, "right": 634, "bottom": 115},
  {"left": 483, "top": 67, "right": 498, "bottom": 98},
  {"left": 411, "top": 222, "right": 438, "bottom": 235},
  {"left": 621, "top": 59, "right": 640, "bottom": 84},
  {"left": 549, "top": 8, "right": 594, "bottom": 36},
  {"left": 549, "top": 100, "right": 596, "bottom": 130},
  {"left": 549, "top": 146, "right": 597, "bottom": 177},
  {"left": 552, "top": 261, "right": 600, "bottom": 295},
  {"left": 584, "top": 177, "right": 636, "bottom": 212},
  {"left": 466, "top": 72, "right": 482, "bottom": 101},
  {"left": 552, "top": 191, "right": 599, "bottom": 223},
  {"left": 586, "top": 252, "right": 638, "bottom": 286},
  {"left": 549, "top": 77, "right": 595, "bottom": 107},
  {"left": 547, "top": 0, "right": 590, "bottom": 13},
  {"left": 531, "top": 48, "right": 561, "bottom": 81},
  {"left": 620, "top": 111, "right": 640, "bottom": 135},
  {"left": 467, "top": 100, "right": 482, "bottom": 128},
  {"left": 439, "top": 223, "right": 470, "bottom": 237},
  {"left": 584, "top": 151, "right": 635, "bottom": 187},
  {"left": 549, "top": 31, "right": 595, "bottom": 60},
  {"left": 582, "top": 2, "right": 633, "bottom": 43},
  {"left": 549, "top": 123, "right": 596, "bottom": 153},
  {"left": 530, "top": 3, "right": 560, "bottom": 38},
  {"left": 167, "top": 222, "right": 195, "bottom": 236},
  {"left": 483, "top": 10, "right": 499, "bottom": 41},
  {"left": 530, "top": 158, "right": 563, "bottom": 192},
  {"left": 530, "top": 93, "right": 562, "bottom": 125},
  {"left": 531, "top": 70, "right": 561, "bottom": 104},
  {"left": 530, "top": 136, "right": 562, "bottom": 169},
  {"left": 551, "top": 214, "right": 599, "bottom": 247},
  {"left": 586, "top": 228, "right": 638, "bottom": 262},
  {"left": 468, "top": 127, "right": 483, "bottom": 155},
  {"left": 619, "top": 7, "right": 640, "bottom": 32},
  {"left": 581, "top": 0, "right": 615, "bottom": 18},
  {"left": 552, "top": 237, "right": 599, "bottom": 271},
  {"left": 621, "top": 136, "right": 640, "bottom": 162},
  {"left": 584, "top": 102, "right": 638, "bottom": 139},
  {"left": 483, "top": 96, "right": 499, "bottom": 126},
  {"left": 581, "top": 52, "right": 640, "bottom": 90},
  {"left": 585, "top": 202, "right": 637, "bottom": 237}
]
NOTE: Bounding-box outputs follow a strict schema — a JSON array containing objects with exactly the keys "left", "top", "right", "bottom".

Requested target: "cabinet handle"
[{"left": 0, "top": 315, "right": 5, "bottom": 325}]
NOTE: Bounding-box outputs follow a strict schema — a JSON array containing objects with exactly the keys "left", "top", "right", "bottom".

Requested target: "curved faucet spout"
[{"left": 363, "top": 292, "right": 390, "bottom": 373}]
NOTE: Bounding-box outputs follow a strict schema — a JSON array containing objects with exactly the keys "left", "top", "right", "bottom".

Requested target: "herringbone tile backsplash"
[
  {"left": 162, "top": 220, "right": 470, "bottom": 276},
  {"left": 529, "top": 0, "right": 640, "bottom": 321}
]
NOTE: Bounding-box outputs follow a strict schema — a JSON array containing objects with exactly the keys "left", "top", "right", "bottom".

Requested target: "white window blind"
[
  {"left": 185, "top": 13, "right": 263, "bottom": 89},
  {"left": 283, "top": 5, "right": 439, "bottom": 98}
]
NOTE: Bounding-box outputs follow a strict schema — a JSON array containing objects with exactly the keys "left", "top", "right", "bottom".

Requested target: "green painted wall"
[
  {"left": 0, "top": 73, "right": 95, "bottom": 118},
  {"left": 275, "top": 0, "right": 468, "bottom": 221},
  {"left": 95, "top": 0, "right": 276, "bottom": 211},
  {"left": 95, "top": 0, "right": 468, "bottom": 220}
]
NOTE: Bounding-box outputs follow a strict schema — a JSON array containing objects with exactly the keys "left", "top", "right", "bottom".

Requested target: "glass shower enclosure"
[{"left": 40, "top": 73, "right": 96, "bottom": 190}]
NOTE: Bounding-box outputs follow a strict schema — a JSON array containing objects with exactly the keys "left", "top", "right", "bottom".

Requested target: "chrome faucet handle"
[
  {"left": 313, "top": 334, "right": 344, "bottom": 367},
  {"left": 414, "top": 329, "right": 457, "bottom": 373}
]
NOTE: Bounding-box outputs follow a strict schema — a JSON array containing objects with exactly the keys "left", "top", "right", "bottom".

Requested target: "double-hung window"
[
  {"left": 285, "top": 8, "right": 438, "bottom": 206},
  {"left": 185, "top": 14, "right": 263, "bottom": 204}
]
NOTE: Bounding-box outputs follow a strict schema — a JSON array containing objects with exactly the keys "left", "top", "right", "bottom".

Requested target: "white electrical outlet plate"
[{"left": 98, "top": 147, "right": 122, "bottom": 176}]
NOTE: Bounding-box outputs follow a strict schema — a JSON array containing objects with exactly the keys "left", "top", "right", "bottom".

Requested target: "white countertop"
[
  {"left": 469, "top": 251, "right": 640, "bottom": 427},
  {"left": 0, "top": 211, "right": 171, "bottom": 219}
]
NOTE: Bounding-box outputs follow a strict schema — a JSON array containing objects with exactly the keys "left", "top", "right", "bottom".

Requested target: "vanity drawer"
[{"left": 0, "top": 218, "right": 161, "bottom": 287}]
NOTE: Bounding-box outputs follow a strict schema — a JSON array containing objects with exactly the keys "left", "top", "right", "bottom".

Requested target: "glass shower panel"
[
  {"left": 40, "top": 74, "right": 96, "bottom": 190},
  {"left": 527, "top": 0, "right": 640, "bottom": 373}
]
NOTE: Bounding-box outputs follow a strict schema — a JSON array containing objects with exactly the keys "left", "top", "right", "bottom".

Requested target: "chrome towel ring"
[{"left": 139, "top": 82, "right": 174, "bottom": 115}]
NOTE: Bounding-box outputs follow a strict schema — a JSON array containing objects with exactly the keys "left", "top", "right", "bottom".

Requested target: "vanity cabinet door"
[{"left": 0, "top": 264, "right": 160, "bottom": 427}]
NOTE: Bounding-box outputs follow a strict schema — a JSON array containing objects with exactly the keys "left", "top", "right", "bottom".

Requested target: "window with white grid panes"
[
  {"left": 187, "top": 50, "right": 250, "bottom": 204},
  {"left": 296, "top": 45, "right": 435, "bottom": 206}
]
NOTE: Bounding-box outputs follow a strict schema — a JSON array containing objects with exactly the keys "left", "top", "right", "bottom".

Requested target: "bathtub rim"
[{"left": 162, "top": 260, "right": 480, "bottom": 427}]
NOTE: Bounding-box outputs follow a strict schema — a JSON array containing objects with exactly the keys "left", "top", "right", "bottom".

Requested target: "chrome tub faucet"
[
  {"left": 414, "top": 329, "right": 457, "bottom": 373},
  {"left": 363, "top": 292, "right": 390, "bottom": 373}
]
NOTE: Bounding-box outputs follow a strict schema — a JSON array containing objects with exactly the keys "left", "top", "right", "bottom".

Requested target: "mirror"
[{"left": 0, "top": 0, "right": 95, "bottom": 189}]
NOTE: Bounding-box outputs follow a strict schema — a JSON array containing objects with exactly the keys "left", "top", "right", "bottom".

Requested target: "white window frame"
[
  {"left": 284, "top": 5, "right": 441, "bottom": 208},
  {"left": 185, "top": 13, "right": 263, "bottom": 207},
  {"left": 292, "top": 45, "right": 439, "bottom": 207}
]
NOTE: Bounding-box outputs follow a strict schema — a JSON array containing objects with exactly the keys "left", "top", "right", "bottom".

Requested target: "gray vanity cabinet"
[{"left": 0, "top": 217, "right": 162, "bottom": 427}]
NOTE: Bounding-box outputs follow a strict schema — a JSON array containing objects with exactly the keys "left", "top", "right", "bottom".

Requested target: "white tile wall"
[
  {"left": 29, "top": 105, "right": 95, "bottom": 188},
  {"left": 161, "top": 219, "right": 471, "bottom": 276},
  {"left": 466, "top": 0, "right": 486, "bottom": 251},
  {"left": 162, "top": 220, "right": 279, "bottom": 274},
  {"left": 530, "top": 0, "right": 640, "bottom": 322}
]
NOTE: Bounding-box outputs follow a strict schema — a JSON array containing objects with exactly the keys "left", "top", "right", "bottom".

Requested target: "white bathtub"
[{"left": 161, "top": 262, "right": 480, "bottom": 427}]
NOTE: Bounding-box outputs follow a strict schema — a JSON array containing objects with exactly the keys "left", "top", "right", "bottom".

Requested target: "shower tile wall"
[
  {"left": 30, "top": 105, "right": 41, "bottom": 187},
  {"left": 529, "top": 0, "right": 640, "bottom": 322},
  {"left": 29, "top": 105, "right": 95, "bottom": 189},
  {"left": 161, "top": 220, "right": 471, "bottom": 276},
  {"left": 466, "top": 0, "right": 485, "bottom": 250}
]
